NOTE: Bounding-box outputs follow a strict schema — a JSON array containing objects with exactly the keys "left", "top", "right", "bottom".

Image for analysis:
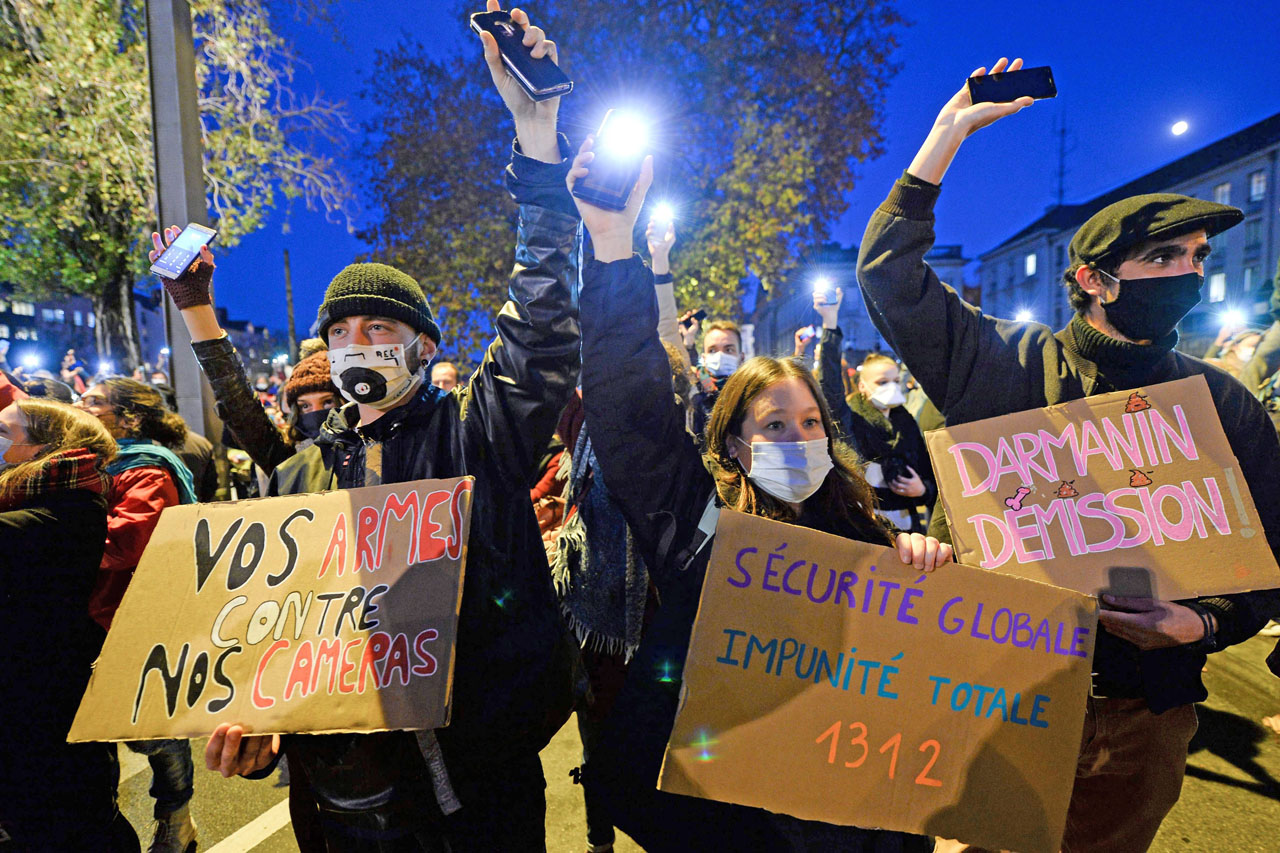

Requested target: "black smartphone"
[
  {"left": 150, "top": 222, "right": 217, "bottom": 279},
  {"left": 469, "top": 10, "right": 572, "bottom": 102},
  {"left": 680, "top": 308, "right": 707, "bottom": 330},
  {"left": 571, "top": 110, "right": 647, "bottom": 212},
  {"left": 967, "top": 66, "right": 1057, "bottom": 104}
]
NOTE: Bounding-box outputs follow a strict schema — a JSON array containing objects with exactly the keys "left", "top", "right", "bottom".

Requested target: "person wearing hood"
[
  {"left": 567, "top": 128, "right": 953, "bottom": 851},
  {"left": 856, "top": 56, "right": 1280, "bottom": 852},
  {"left": 201, "top": 5, "right": 581, "bottom": 849},
  {"left": 809, "top": 286, "right": 936, "bottom": 533},
  {"left": 0, "top": 399, "right": 139, "bottom": 849}
]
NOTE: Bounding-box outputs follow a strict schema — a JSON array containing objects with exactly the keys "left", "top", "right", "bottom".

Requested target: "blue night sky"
[{"left": 212, "top": 0, "right": 1280, "bottom": 336}]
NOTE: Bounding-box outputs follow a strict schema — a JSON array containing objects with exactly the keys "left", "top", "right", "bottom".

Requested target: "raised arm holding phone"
[
  {"left": 568, "top": 128, "right": 951, "bottom": 851},
  {"left": 857, "top": 57, "right": 1280, "bottom": 853},
  {"left": 201, "top": 6, "right": 582, "bottom": 850}
]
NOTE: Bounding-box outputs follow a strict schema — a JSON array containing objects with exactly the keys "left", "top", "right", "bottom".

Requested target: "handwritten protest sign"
[
  {"left": 925, "top": 376, "right": 1280, "bottom": 599},
  {"left": 659, "top": 510, "right": 1096, "bottom": 853},
  {"left": 69, "top": 477, "right": 472, "bottom": 742}
]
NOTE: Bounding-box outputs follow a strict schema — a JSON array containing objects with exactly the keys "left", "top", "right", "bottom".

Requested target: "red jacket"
[{"left": 88, "top": 466, "right": 179, "bottom": 630}]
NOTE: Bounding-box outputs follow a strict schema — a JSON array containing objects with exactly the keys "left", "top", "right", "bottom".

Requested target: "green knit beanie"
[{"left": 315, "top": 262, "right": 441, "bottom": 343}]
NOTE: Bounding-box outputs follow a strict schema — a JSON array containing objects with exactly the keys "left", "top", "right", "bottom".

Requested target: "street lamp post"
[{"left": 146, "top": 0, "right": 227, "bottom": 492}]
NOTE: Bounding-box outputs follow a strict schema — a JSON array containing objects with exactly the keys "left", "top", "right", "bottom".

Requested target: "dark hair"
[
  {"left": 702, "top": 319, "right": 742, "bottom": 351},
  {"left": 660, "top": 341, "right": 693, "bottom": 404},
  {"left": 1062, "top": 262, "right": 1114, "bottom": 313},
  {"left": 102, "top": 377, "right": 188, "bottom": 448},
  {"left": 703, "top": 356, "right": 888, "bottom": 543}
]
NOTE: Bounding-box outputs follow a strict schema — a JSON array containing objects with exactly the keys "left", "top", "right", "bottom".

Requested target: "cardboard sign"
[
  {"left": 69, "top": 478, "right": 473, "bottom": 742},
  {"left": 659, "top": 510, "right": 1096, "bottom": 853},
  {"left": 925, "top": 376, "right": 1280, "bottom": 599}
]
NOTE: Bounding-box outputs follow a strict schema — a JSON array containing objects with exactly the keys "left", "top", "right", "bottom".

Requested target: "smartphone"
[
  {"left": 967, "top": 66, "right": 1057, "bottom": 104},
  {"left": 680, "top": 308, "right": 708, "bottom": 330},
  {"left": 150, "top": 222, "right": 217, "bottom": 279},
  {"left": 469, "top": 11, "right": 572, "bottom": 102},
  {"left": 798, "top": 325, "right": 817, "bottom": 341},
  {"left": 813, "top": 279, "right": 838, "bottom": 306},
  {"left": 572, "top": 110, "right": 648, "bottom": 212}
]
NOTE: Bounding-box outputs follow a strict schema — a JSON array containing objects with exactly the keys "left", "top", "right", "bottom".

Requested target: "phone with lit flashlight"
[
  {"left": 469, "top": 10, "right": 572, "bottom": 102},
  {"left": 572, "top": 109, "right": 647, "bottom": 212},
  {"left": 149, "top": 222, "right": 218, "bottom": 280},
  {"left": 680, "top": 308, "right": 707, "bottom": 330},
  {"left": 814, "top": 280, "right": 839, "bottom": 305},
  {"left": 967, "top": 66, "right": 1057, "bottom": 104}
]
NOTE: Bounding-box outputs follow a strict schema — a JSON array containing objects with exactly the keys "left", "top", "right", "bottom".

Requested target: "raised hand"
[
  {"left": 150, "top": 225, "right": 215, "bottom": 309},
  {"left": 566, "top": 136, "right": 653, "bottom": 263},
  {"left": 476, "top": 1, "right": 560, "bottom": 163},
  {"left": 814, "top": 286, "right": 843, "bottom": 329},
  {"left": 908, "top": 57, "right": 1034, "bottom": 185}
]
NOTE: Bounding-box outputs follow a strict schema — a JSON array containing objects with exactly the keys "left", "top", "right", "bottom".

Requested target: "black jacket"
[
  {"left": 578, "top": 254, "right": 927, "bottom": 852},
  {"left": 857, "top": 171, "right": 1280, "bottom": 712},
  {"left": 193, "top": 336, "right": 294, "bottom": 476},
  {"left": 260, "top": 143, "right": 581, "bottom": 820},
  {"left": 0, "top": 489, "right": 121, "bottom": 840},
  {"left": 818, "top": 326, "right": 937, "bottom": 528}
]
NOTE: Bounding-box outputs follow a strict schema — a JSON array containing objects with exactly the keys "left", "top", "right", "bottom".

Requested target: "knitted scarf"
[
  {"left": 551, "top": 424, "right": 649, "bottom": 661},
  {"left": 106, "top": 438, "right": 197, "bottom": 505},
  {"left": 0, "top": 447, "right": 110, "bottom": 512}
]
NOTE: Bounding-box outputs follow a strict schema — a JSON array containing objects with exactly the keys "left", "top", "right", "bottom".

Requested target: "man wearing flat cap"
[{"left": 857, "top": 58, "right": 1280, "bottom": 852}]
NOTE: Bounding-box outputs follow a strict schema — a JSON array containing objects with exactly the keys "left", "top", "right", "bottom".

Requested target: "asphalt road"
[{"left": 119, "top": 637, "right": 1279, "bottom": 852}]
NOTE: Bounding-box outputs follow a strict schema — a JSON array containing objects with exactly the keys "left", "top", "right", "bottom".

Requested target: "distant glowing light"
[
  {"left": 598, "top": 111, "right": 649, "bottom": 158},
  {"left": 1171, "top": 120, "right": 1189, "bottom": 136},
  {"left": 653, "top": 202, "right": 675, "bottom": 223},
  {"left": 812, "top": 276, "right": 833, "bottom": 293},
  {"left": 160, "top": 347, "right": 171, "bottom": 355},
  {"left": 98, "top": 361, "right": 114, "bottom": 374},
  {"left": 20, "top": 352, "right": 40, "bottom": 369},
  {"left": 1014, "top": 309, "right": 1034, "bottom": 322}
]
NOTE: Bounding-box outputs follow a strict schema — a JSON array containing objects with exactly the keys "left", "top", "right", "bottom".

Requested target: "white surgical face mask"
[
  {"left": 736, "top": 436, "right": 833, "bottom": 503},
  {"left": 868, "top": 382, "right": 905, "bottom": 409},
  {"left": 328, "top": 339, "right": 423, "bottom": 409},
  {"left": 702, "top": 351, "right": 740, "bottom": 377}
]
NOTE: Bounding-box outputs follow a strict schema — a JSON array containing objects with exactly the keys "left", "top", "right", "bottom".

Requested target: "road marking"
[{"left": 205, "top": 799, "right": 291, "bottom": 852}]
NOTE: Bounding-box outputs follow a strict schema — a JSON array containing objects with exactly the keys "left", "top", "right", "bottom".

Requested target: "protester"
[
  {"left": 430, "top": 360, "right": 460, "bottom": 391},
  {"left": 806, "top": 288, "right": 937, "bottom": 533},
  {"left": 22, "top": 374, "right": 75, "bottom": 403},
  {"left": 150, "top": 382, "right": 222, "bottom": 503},
  {"left": 0, "top": 399, "right": 139, "bottom": 850},
  {"left": 568, "top": 130, "right": 952, "bottom": 851},
  {"left": 202, "top": 5, "right": 580, "bottom": 848},
  {"left": 856, "top": 56, "right": 1280, "bottom": 852},
  {"left": 1204, "top": 327, "right": 1261, "bottom": 379},
  {"left": 60, "top": 348, "right": 92, "bottom": 395},
  {"left": 75, "top": 377, "right": 199, "bottom": 852}
]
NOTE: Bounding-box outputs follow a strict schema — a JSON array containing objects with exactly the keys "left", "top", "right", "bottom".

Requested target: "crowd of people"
[{"left": 4, "top": 7, "right": 1280, "bottom": 852}]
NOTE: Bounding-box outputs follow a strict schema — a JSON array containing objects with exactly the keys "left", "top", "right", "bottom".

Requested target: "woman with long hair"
[
  {"left": 76, "top": 377, "right": 199, "bottom": 851},
  {"left": 0, "top": 399, "right": 139, "bottom": 850},
  {"left": 567, "top": 144, "right": 951, "bottom": 850}
]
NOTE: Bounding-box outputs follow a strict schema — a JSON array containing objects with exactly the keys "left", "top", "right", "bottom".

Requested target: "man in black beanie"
[
  {"left": 202, "top": 5, "right": 580, "bottom": 849},
  {"left": 856, "top": 57, "right": 1280, "bottom": 852}
]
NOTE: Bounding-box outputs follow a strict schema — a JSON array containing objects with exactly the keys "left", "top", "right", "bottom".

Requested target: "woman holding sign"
[
  {"left": 0, "top": 399, "right": 139, "bottom": 849},
  {"left": 566, "top": 144, "right": 953, "bottom": 850}
]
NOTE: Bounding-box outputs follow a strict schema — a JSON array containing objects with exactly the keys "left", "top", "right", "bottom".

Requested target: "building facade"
[{"left": 978, "top": 112, "right": 1280, "bottom": 351}]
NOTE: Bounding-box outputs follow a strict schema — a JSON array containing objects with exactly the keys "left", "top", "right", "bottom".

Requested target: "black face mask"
[
  {"left": 296, "top": 409, "right": 330, "bottom": 440},
  {"left": 1100, "top": 270, "right": 1202, "bottom": 342}
]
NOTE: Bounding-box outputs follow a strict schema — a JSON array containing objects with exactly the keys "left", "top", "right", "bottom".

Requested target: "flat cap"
[{"left": 1069, "top": 193, "right": 1242, "bottom": 267}]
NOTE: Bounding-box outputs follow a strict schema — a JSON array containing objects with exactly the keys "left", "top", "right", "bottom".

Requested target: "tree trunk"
[{"left": 93, "top": 273, "right": 141, "bottom": 370}]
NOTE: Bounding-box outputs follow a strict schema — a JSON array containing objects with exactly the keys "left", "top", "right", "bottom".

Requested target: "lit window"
[
  {"left": 1208, "top": 273, "right": 1227, "bottom": 303},
  {"left": 12, "top": 302, "right": 34, "bottom": 316},
  {"left": 29, "top": 329, "right": 37, "bottom": 341},
  {"left": 73, "top": 310, "right": 83, "bottom": 326},
  {"left": 1250, "top": 171, "right": 1267, "bottom": 201},
  {"left": 0, "top": 324, "right": 8, "bottom": 339},
  {"left": 1214, "top": 182, "right": 1231, "bottom": 204},
  {"left": 0, "top": 299, "right": 8, "bottom": 312},
  {"left": 15, "top": 328, "right": 29, "bottom": 340},
  {"left": 41, "top": 308, "right": 56, "bottom": 323},
  {"left": 1024, "top": 253, "right": 1037, "bottom": 277},
  {"left": 88, "top": 312, "right": 96, "bottom": 328}
]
